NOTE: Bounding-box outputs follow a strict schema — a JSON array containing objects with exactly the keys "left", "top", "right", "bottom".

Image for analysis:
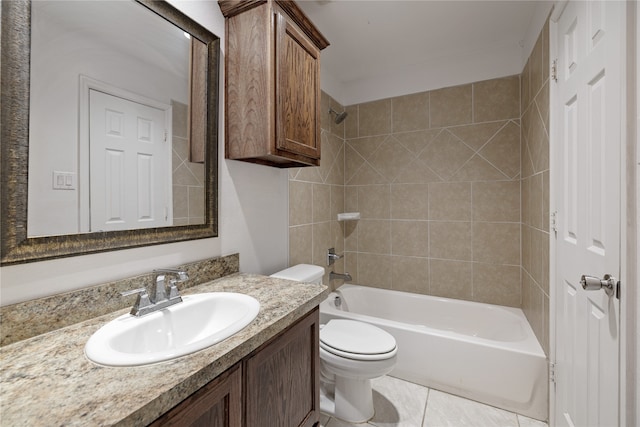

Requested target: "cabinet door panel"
[
  {"left": 150, "top": 364, "right": 242, "bottom": 427},
  {"left": 276, "top": 12, "right": 321, "bottom": 160},
  {"left": 244, "top": 308, "right": 320, "bottom": 427}
]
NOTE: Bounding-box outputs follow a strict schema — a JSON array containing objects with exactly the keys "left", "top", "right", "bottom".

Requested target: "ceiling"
[{"left": 297, "top": 0, "right": 553, "bottom": 105}]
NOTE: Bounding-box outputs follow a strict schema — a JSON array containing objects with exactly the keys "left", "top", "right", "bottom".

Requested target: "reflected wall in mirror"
[
  {"left": 29, "top": 0, "right": 206, "bottom": 236},
  {"left": 0, "top": 0, "right": 219, "bottom": 265}
]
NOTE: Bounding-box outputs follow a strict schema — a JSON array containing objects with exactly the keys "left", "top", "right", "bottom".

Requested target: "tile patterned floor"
[{"left": 320, "top": 376, "right": 548, "bottom": 427}]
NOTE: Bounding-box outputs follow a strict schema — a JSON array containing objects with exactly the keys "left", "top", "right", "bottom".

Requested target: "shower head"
[{"left": 328, "top": 107, "right": 348, "bottom": 124}]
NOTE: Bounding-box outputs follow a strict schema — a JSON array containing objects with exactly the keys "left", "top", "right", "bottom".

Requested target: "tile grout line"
[{"left": 421, "top": 387, "right": 431, "bottom": 427}]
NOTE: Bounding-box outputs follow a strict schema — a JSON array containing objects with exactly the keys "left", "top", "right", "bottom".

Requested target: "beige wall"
[
  {"left": 288, "top": 93, "right": 346, "bottom": 285},
  {"left": 288, "top": 24, "right": 550, "bottom": 356},
  {"left": 339, "top": 75, "right": 521, "bottom": 307},
  {"left": 521, "top": 19, "right": 550, "bottom": 355}
]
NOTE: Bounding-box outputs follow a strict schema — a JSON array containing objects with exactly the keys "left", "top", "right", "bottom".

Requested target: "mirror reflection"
[{"left": 28, "top": 0, "right": 206, "bottom": 237}]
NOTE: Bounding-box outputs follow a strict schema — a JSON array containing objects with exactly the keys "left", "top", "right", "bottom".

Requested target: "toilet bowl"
[{"left": 270, "top": 264, "right": 398, "bottom": 423}]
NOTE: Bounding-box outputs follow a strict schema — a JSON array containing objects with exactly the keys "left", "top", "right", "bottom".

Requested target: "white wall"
[{"left": 0, "top": 0, "right": 289, "bottom": 306}]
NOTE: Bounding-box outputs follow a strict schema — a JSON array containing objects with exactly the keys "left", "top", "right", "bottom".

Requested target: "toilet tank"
[{"left": 270, "top": 264, "right": 324, "bottom": 284}]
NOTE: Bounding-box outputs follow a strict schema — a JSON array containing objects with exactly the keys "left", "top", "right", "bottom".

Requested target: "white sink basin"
[{"left": 85, "top": 292, "right": 260, "bottom": 367}]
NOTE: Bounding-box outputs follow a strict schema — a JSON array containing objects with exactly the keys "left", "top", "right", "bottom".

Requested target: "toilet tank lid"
[{"left": 270, "top": 264, "right": 324, "bottom": 282}]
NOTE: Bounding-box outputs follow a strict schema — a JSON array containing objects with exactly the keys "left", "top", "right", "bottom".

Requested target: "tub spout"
[{"left": 330, "top": 271, "right": 352, "bottom": 282}]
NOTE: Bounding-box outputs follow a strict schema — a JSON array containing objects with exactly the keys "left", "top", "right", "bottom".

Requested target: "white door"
[
  {"left": 554, "top": 1, "right": 623, "bottom": 426},
  {"left": 89, "top": 89, "right": 171, "bottom": 231}
]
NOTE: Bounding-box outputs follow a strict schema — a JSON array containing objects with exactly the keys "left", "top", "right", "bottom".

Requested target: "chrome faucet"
[
  {"left": 329, "top": 271, "right": 352, "bottom": 282},
  {"left": 121, "top": 268, "right": 189, "bottom": 316}
]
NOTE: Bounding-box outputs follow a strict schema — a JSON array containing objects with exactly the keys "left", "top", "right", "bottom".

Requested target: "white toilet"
[{"left": 271, "top": 264, "right": 397, "bottom": 423}]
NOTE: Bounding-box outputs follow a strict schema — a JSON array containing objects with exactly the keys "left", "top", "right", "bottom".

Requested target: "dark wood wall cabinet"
[
  {"left": 152, "top": 308, "right": 320, "bottom": 427},
  {"left": 219, "top": 0, "right": 329, "bottom": 168}
]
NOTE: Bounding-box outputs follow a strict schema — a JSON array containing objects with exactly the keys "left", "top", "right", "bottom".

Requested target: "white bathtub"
[{"left": 320, "top": 284, "right": 548, "bottom": 421}]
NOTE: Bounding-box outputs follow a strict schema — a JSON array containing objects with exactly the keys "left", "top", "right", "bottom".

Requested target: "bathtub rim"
[{"left": 322, "top": 284, "right": 546, "bottom": 358}]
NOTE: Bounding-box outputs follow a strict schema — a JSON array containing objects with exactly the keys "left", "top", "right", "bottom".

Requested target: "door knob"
[{"left": 580, "top": 274, "right": 617, "bottom": 297}]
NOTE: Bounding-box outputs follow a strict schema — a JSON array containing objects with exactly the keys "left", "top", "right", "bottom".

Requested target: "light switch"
[{"left": 52, "top": 171, "right": 77, "bottom": 190}]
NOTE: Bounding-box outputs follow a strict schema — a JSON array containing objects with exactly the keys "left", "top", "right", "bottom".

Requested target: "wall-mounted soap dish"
[{"left": 337, "top": 212, "right": 360, "bottom": 221}]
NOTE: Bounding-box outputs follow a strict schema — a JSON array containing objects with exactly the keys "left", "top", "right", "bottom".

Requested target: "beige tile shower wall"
[
  {"left": 172, "top": 100, "right": 205, "bottom": 226},
  {"left": 342, "top": 75, "right": 522, "bottom": 307},
  {"left": 521, "top": 19, "right": 551, "bottom": 356},
  {"left": 288, "top": 92, "right": 346, "bottom": 286}
]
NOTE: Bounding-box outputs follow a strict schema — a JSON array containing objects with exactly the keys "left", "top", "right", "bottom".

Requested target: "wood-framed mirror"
[{"left": 0, "top": 0, "right": 219, "bottom": 265}]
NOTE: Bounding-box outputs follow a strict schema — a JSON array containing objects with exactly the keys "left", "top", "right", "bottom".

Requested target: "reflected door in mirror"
[{"left": 89, "top": 90, "right": 172, "bottom": 231}]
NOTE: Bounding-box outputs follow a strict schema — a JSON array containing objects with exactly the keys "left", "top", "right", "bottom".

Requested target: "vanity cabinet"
[
  {"left": 219, "top": 0, "right": 329, "bottom": 168},
  {"left": 244, "top": 305, "right": 320, "bottom": 426},
  {"left": 152, "top": 308, "right": 320, "bottom": 427},
  {"left": 150, "top": 364, "right": 242, "bottom": 427}
]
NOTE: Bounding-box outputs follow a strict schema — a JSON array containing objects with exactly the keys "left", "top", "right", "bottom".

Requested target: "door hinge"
[
  {"left": 164, "top": 129, "right": 168, "bottom": 142},
  {"left": 551, "top": 59, "right": 558, "bottom": 83},
  {"left": 550, "top": 362, "right": 556, "bottom": 385},
  {"left": 551, "top": 211, "right": 558, "bottom": 234}
]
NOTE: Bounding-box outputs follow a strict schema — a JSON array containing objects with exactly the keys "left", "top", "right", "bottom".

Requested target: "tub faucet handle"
[{"left": 327, "top": 248, "right": 343, "bottom": 266}]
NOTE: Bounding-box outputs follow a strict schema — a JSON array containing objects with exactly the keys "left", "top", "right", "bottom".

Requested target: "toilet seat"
[{"left": 320, "top": 319, "right": 397, "bottom": 361}]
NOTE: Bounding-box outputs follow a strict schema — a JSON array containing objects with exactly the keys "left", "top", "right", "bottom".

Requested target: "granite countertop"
[{"left": 0, "top": 273, "right": 329, "bottom": 426}]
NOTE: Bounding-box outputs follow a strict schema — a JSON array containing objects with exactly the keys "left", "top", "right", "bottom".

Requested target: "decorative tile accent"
[
  {"left": 394, "top": 129, "right": 440, "bottom": 154},
  {"left": 308, "top": 79, "right": 524, "bottom": 307},
  {"left": 368, "top": 137, "right": 416, "bottom": 182},
  {"left": 448, "top": 121, "right": 506, "bottom": 151},
  {"left": 478, "top": 121, "right": 521, "bottom": 179},
  {"left": 419, "top": 130, "right": 475, "bottom": 181}
]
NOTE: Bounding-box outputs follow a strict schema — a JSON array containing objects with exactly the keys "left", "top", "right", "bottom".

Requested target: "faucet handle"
[
  {"left": 120, "top": 287, "right": 148, "bottom": 297},
  {"left": 121, "top": 287, "right": 152, "bottom": 315},
  {"left": 327, "top": 248, "right": 344, "bottom": 266},
  {"left": 167, "top": 279, "right": 183, "bottom": 301}
]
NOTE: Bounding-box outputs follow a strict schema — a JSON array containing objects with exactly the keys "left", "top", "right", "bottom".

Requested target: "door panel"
[{"left": 554, "top": 1, "right": 622, "bottom": 426}]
